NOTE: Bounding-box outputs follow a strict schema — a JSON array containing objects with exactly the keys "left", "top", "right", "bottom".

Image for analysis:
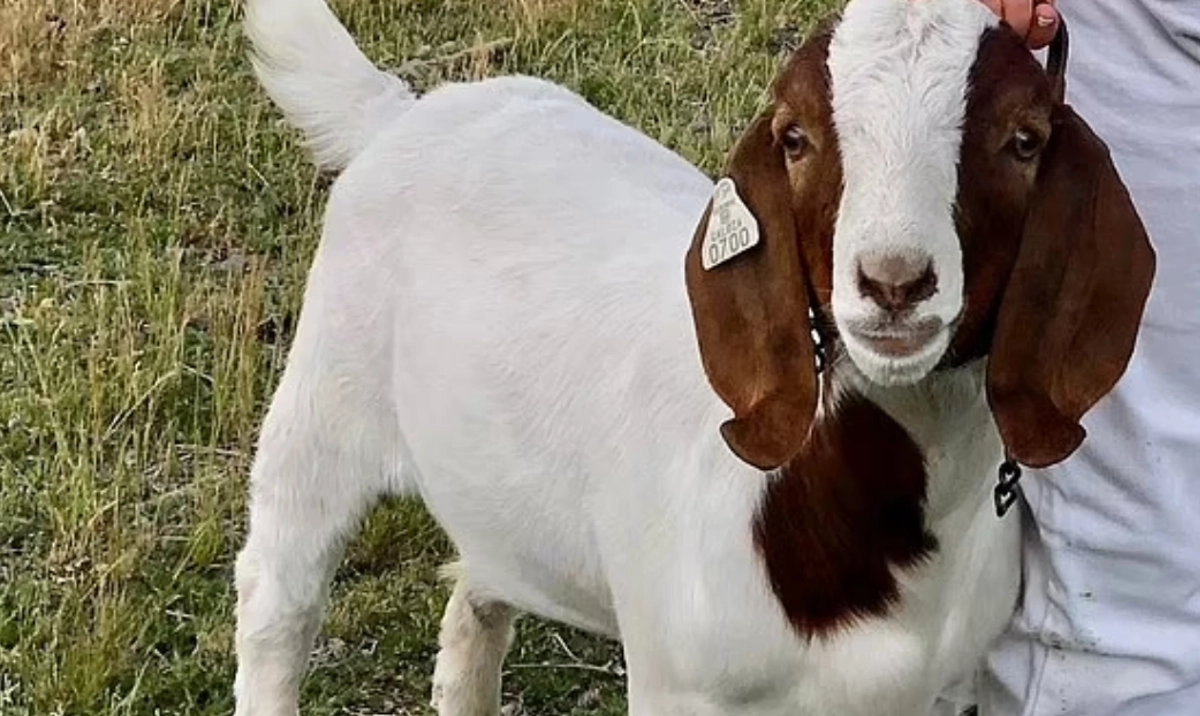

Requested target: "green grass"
[{"left": 1, "top": 0, "right": 839, "bottom": 713}]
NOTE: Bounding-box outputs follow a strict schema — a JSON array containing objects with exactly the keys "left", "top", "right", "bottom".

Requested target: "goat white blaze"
[{"left": 827, "top": 0, "right": 998, "bottom": 385}]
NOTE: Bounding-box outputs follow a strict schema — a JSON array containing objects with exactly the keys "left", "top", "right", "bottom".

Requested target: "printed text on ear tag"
[{"left": 701, "top": 177, "right": 760, "bottom": 270}]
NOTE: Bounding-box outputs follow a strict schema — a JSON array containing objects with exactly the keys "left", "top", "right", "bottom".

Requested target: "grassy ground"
[{"left": 1, "top": 0, "right": 840, "bottom": 713}]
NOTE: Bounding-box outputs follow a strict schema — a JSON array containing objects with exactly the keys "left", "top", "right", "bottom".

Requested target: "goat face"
[
  {"left": 685, "top": 0, "right": 1155, "bottom": 472},
  {"left": 827, "top": 0, "right": 1054, "bottom": 386}
]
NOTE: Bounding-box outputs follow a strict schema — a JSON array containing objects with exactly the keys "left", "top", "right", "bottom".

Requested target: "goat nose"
[{"left": 856, "top": 252, "right": 937, "bottom": 312}]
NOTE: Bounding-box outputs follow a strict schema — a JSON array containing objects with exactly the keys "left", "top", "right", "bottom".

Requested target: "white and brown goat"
[{"left": 233, "top": 0, "right": 1155, "bottom": 714}]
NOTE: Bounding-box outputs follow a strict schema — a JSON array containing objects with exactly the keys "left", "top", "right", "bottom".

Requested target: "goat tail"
[{"left": 244, "top": 0, "right": 414, "bottom": 172}]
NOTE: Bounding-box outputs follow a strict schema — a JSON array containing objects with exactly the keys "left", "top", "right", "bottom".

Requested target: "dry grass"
[
  {"left": 505, "top": 0, "right": 583, "bottom": 28},
  {"left": 1, "top": 0, "right": 185, "bottom": 91},
  {"left": 1, "top": 0, "right": 840, "bottom": 713}
]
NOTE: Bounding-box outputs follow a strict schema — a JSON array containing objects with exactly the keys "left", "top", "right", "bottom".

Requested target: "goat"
[{"left": 233, "top": 0, "right": 1155, "bottom": 714}]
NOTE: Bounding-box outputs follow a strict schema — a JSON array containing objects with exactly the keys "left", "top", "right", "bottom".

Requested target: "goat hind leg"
[
  {"left": 233, "top": 404, "right": 386, "bottom": 716},
  {"left": 431, "top": 566, "right": 517, "bottom": 716}
]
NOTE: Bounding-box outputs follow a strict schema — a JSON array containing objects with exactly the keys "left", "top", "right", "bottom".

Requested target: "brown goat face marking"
[{"left": 949, "top": 28, "right": 1056, "bottom": 363}]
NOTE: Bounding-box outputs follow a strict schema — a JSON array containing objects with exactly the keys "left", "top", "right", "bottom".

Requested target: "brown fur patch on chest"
[{"left": 752, "top": 390, "right": 937, "bottom": 638}]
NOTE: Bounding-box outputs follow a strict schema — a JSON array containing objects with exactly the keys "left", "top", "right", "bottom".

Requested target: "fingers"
[
  {"left": 976, "top": 0, "right": 1059, "bottom": 49},
  {"left": 1002, "top": 0, "right": 1036, "bottom": 41},
  {"left": 1025, "top": 1, "right": 1059, "bottom": 50}
]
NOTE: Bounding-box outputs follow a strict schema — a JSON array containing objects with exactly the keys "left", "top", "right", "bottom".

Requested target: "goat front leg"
[
  {"left": 233, "top": 388, "right": 387, "bottom": 716},
  {"left": 431, "top": 567, "right": 517, "bottom": 716}
]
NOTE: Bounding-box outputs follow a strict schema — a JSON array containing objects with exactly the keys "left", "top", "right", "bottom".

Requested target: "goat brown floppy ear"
[
  {"left": 685, "top": 114, "right": 818, "bottom": 471},
  {"left": 987, "top": 104, "right": 1156, "bottom": 468}
]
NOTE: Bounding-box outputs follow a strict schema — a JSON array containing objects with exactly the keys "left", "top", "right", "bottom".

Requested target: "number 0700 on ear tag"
[{"left": 701, "top": 177, "right": 760, "bottom": 270}]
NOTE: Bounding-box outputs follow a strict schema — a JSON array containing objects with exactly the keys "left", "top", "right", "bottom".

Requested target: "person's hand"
[{"left": 979, "top": 0, "right": 1059, "bottom": 49}]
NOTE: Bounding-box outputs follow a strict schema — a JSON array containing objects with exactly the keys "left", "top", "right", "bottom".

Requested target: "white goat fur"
[
  {"left": 829, "top": 0, "right": 994, "bottom": 385},
  {"left": 235, "top": 0, "right": 1021, "bottom": 714}
]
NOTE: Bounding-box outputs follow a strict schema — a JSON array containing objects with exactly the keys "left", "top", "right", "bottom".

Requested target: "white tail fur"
[{"left": 244, "top": 0, "right": 414, "bottom": 171}]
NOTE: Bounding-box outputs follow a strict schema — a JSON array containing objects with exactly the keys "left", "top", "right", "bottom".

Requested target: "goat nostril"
[
  {"left": 905, "top": 262, "right": 938, "bottom": 303},
  {"left": 856, "top": 253, "right": 937, "bottom": 312}
]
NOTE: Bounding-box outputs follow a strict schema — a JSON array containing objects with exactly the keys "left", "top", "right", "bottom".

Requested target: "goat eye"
[
  {"left": 1009, "top": 127, "right": 1044, "bottom": 161},
  {"left": 781, "top": 125, "right": 810, "bottom": 158}
]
